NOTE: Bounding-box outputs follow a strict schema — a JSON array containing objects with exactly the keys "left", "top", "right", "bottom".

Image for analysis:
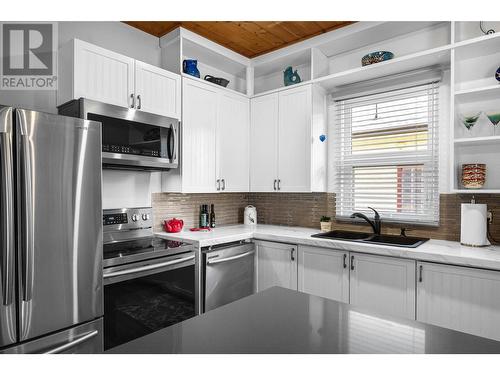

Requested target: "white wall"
[
  {"left": 0, "top": 21, "right": 163, "bottom": 209},
  {"left": 102, "top": 170, "right": 161, "bottom": 209}
]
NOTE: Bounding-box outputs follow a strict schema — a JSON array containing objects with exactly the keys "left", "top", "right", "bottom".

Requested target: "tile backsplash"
[
  {"left": 152, "top": 192, "right": 500, "bottom": 243},
  {"left": 152, "top": 192, "right": 248, "bottom": 232}
]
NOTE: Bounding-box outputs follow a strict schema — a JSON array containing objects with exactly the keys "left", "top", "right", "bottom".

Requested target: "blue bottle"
[{"left": 183, "top": 59, "right": 200, "bottom": 78}]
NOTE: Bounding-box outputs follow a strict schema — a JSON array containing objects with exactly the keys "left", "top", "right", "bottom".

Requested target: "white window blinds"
[{"left": 334, "top": 81, "right": 439, "bottom": 225}]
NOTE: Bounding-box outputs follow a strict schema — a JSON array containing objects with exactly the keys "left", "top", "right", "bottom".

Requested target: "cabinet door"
[
  {"left": 135, "top": 61, "right": 181, "bottom": 119},
  {"left": 255, "top": 241, "right": 297, "bottom": 292},
  {"left": 350, "top": 253, "right": 416, "bottom": 320},
  {"left": 250, "top": 94, "right": 279, "bottom": 192},
  {"left": 298, "top": 246, "right": 349, "bottom": 303},
  {"left": 73, "top": 39, "right": 135, "bottom": 109},
  {"left": 417, "top": 262, "right": 500, "bottom": 341},
  {"left": 181, "top": 78, "right": 218, "bottom": 193},
  {"left": 278, "top": 85, "right": 312, "bottom": 192},
  {"left": 218, "top": 92, "right": 250, "bottom": 192}
]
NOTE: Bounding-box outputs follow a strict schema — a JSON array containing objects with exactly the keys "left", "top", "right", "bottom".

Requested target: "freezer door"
[
  {"left": 16, "top": 109, "right": 102, "bottom": 341},
  {"left": 0, "top": 318, "right": 103, "bottom": 354},
  {"left": 0, "top": 106, "right": 17, "bottom": 348},
  {"left": 204, "top": 243, "right": 255, "bottom": 312}
]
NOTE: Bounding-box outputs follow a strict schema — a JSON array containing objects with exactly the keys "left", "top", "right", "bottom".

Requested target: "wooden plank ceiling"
[{"left": 123, "top": 21, "right": 354, "bottom": 58}]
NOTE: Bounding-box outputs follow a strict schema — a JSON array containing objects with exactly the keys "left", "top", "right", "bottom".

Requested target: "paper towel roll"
[{"left": 461, "top": 203, "right": 490, "bottom": 247}]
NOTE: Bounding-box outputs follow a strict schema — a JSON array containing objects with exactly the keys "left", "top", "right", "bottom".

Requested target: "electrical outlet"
[{"left": 488, "top": 210, "right": 493, "bottom": 224}]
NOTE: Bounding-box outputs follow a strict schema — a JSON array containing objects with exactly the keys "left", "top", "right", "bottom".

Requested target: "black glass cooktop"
[{"left": 103, "top": 237, "right": 191, "bottom": 267}]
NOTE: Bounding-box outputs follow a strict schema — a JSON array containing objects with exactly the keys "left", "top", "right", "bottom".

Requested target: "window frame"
[{"left": 334, "top": 81, "right": 440, "bottom": 226}]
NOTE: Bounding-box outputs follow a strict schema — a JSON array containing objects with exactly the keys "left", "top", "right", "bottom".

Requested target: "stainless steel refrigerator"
[{"left": 0, "top": 106, "right": 103, "bottom": 354}]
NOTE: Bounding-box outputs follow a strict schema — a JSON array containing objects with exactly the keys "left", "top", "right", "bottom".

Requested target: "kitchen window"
[{"left": 334, "top": 81, "right": 439, "bottom": 225}]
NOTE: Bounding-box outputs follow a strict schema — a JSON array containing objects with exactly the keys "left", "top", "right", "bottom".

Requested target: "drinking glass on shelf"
[
  {"left": 485, "top": 112, "right": 500, "bottom": 136},
  {"left": 459, "top": 112, "right": 481, "bottom": 137}
]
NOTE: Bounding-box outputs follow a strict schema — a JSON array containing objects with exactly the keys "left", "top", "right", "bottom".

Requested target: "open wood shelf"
[
  {"left": 314, "top": 45, "right": 451, "bottom": 92},
  {"left": 454, "top": 85, "right": 500, "bottom": 103},
  {"left": 454, "top": 135, "right": 500, "bottom": 146},
  {"left": 453, "top": 189, "right": 500, "bottom": 194}
]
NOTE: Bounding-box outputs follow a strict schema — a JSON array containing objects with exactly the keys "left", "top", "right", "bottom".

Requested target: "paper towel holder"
[{"left": 460, "top": 197, "right": 490, "bottom": 247}]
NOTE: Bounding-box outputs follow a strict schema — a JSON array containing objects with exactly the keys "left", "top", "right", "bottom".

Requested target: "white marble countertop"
[{"left": 155, "top": 224, "right": 500, "bottom": 271}]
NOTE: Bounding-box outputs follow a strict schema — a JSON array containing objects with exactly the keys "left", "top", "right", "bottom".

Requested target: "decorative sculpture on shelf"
[
  {"left": 283, "top": 66, "right": 301, "bottom": 86},
  {"left": 480, "top": 21, "right": 496, "bottom": 35}
]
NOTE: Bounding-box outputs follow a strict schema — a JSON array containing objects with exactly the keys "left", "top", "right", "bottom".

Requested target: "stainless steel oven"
[
  {"left": 102, "top": 208, "right": 196, "bottom": 351},
  {"left": 58, "top": 98, "right": 179, "bottom": 171}
]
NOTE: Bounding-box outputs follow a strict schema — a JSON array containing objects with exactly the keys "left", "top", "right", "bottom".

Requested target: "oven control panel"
[
  {"left": 103, "top": 207, "right": 154, "bottom": 232},
  {"left": 103, "top": 213, "right": 128, "bottom": 226}
]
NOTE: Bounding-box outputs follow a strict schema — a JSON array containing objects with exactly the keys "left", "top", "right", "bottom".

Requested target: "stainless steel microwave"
[{"left": 58, "top": 98, "right": 179, "bottom": 171}]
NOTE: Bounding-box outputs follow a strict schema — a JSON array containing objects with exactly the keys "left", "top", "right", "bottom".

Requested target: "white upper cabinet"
[
  {"left": 350, "top": 253, "right": 416, "bottom": 320},
  {"left": 278, "top": 85, "right": 312, "bottom": 192},
  {"left": 250, "top": 84, "right": 326, "bottom": 193},
  {"left": 135, "top": 61, "right": 181, "bottom": 119},
  {"left": 416, "top": 262, "right": 500, "bottom": 341},
  {"left": 180, "top": 78, "right": 219, "bottom": 193},
  {"left": 59, "top": 39, "right": 135, "bottom": 108},
  {"left": 163, "top": 77, "right": 250, "bottom": 193},
  {"left": 298, "top": 245, "right": 349, "bottom": 303},
  {"left": 250, "top": 93, "right": 279, "bottom": 192},
  {"left": 255, "top": 241, "right": 297, "bottom": 292},
  {"left": 217, "top": 91, "right": 250, "bottom": 192},
  {"left": 58, "top": 39, "right": 181, "bottom": 119}
]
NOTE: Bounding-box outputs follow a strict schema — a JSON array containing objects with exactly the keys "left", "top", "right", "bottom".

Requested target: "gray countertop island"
[{"left": 108, "top": 287, "right": 500, "bottom": 354}]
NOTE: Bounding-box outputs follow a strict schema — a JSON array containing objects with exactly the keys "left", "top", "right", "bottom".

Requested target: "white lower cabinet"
[
  {"left": 255, "top": 241, "right": 297, "bottom": 292},
  {"left": 350, "top": 253, "right": 416, "bottom": 320},
  {"left": 298, "top": 245, "right": 349, "bottom": 303},
  {"left": 416, "top": 262, "right": 500, "bottom": 341}
]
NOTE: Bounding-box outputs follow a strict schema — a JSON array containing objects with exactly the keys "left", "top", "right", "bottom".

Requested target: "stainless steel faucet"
[{"left": 350, "top": 207, "right": 381, "bottom": 235}]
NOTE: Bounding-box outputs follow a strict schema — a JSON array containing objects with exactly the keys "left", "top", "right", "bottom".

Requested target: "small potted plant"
[{"left": 320, "top": 216, "right": 332, "bottom": 232}]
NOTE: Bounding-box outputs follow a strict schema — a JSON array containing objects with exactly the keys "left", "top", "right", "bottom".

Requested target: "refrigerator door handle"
[
  {"left": 17, "top": 111, "right": 35, "bottom": 302},
  {"left": 0, "top": 123, "right": 15, "bottom": 306},
  {"left": 43, "top": 330, "right": 99, "bottom": 354}
]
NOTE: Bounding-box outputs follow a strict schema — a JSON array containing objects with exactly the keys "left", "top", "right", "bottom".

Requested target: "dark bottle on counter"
[
  {"left": 199, "top": 204, "right": 209, "bottom": 227},
  {"left": 210, "top": 204, "right": 216, "bottom": 228}
]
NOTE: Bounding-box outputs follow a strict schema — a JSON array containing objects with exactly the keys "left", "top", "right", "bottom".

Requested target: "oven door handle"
[
  {"left": 103, "top": 255, "right": 195, "bottom": 279},
  {"left": 207, "top": 250, "right": 255, "bottom": 265}
]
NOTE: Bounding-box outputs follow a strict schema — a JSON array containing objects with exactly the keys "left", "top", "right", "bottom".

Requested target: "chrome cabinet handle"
[
  {"left": 419, "top": 265, "right": 423, "bottom": 283},
  {"left": 277, "top": 179, "right": 281, "bottom": 191},
  {"left": 43, "top": 330, "right": 99, "bottom": 354},
  {"left": 343, "top": 254, "right": 347, "bottom": 269},
  {"left": 350, "top": 255, "right": 355, "bottom": 271},
  {"left": 216, "top": 179, "right": 220, "bottom": 191},
  {"left": 273, "top": 179, "right": 277, "bottom": 191},
  {"left": 130, "top": 93, "right": 135, "bottom": 108},
  {"left": 207, "top": 250, "right": 255, "bottom": 265},
  {"left": 291, "top": 248, "right": 295, "bottom": 261},
  {"left": 17, "top": 111, "right": 34, "bottom": 302},
  {"left": 103, "top": 255, "right": 195, "bottom": 279},
  {"left": 137, "top": 94, "right": 142, "bottom": 110},
  {"left": 221, "top": 179, "right": 226, "bottom": 191},
  {"left": 0, "top": 128, "right": 14, "bottom": 306}
]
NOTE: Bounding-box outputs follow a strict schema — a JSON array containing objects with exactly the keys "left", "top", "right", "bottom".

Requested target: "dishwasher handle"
[{"left": 206, "top": 250, "right": 255, "bottom": 265}]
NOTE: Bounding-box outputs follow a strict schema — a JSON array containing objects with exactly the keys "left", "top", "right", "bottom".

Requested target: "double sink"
[{"left": 312, "top": 230, "right": 429, "bottom": 248}]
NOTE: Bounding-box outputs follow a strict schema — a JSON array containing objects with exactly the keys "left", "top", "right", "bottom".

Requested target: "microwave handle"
[{"left": 171, "top": 123, "right": 178, "bottom": 162}]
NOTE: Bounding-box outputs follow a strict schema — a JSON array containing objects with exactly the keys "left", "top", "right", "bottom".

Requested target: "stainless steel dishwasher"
[{"left": 203, "top": 241, "right": 255, "bottom": 312}]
